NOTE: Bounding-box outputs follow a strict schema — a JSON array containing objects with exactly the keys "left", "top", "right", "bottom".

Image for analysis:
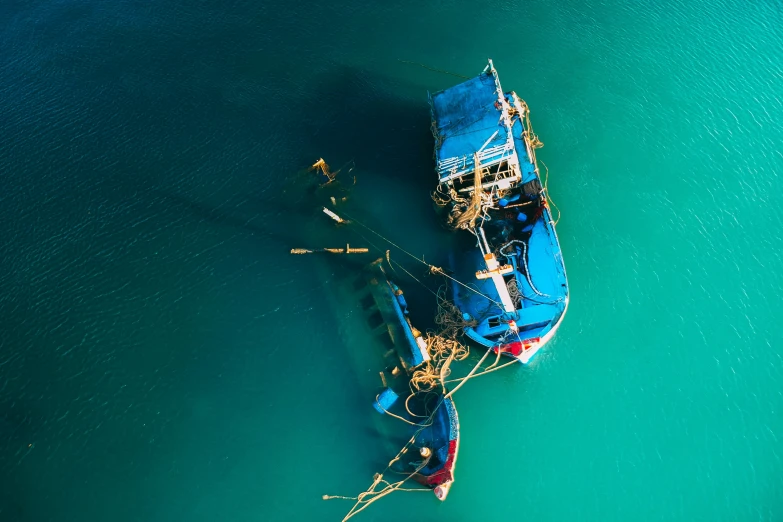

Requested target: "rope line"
[
  {"left": 319, "top": 149, "right": 564, "bottom": 517},
  {"left": 373, "top": 395, "right": 435, "bottom": 427},
  {"left": 325, "top": 305, "right": 515, "bottom": 520},
  {"left": 390, "top": 258, "right": 440, "bottom": 299},
  {"left": 338, "top": 209, "right": 427, "bottom": 268},
  {"left": 346, "top": 224, "right": 442, "bottom": 304},
  {"left": 540, "top": 160, "right": 561, "bottom": 226},
  {"left": 335, "top": 208, "right": 504, "bottom": 308}
]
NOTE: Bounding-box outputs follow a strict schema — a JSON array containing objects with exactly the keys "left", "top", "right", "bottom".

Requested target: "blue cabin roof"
[
  {"left": 430, "top": 61, "right": 528, "bottom": 187},
  {"left": 431, "top": 72, "right": 507, "bottom": 162}
]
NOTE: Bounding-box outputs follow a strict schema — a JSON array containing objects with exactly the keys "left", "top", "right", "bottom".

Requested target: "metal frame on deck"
[{"left": 431, "top": 59, "right": 526, "bottom": 195}]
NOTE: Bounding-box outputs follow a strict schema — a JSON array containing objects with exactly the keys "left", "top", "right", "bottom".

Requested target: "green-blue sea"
[{"left": 1, "top": 0, "right": 781, "bottom": 520}]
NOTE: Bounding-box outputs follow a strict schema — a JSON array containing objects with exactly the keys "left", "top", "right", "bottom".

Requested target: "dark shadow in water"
[
  {"left": 0, "top": 408, "right": 37, "bottom": 522},
  {"left": 154, "top": 189, "right": 316, "bottom": 250},
  {"left": 295, "top": 64, "right": 436, "bottom": 192},
  {"left": 285, "top": 64, "right": 454, "bottom": 330},
  {"left": 0, "top": 494, "right": 28, "bottom": 522}
]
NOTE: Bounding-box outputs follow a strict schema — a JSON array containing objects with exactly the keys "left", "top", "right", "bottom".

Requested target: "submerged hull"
[
  {"left": 430, "top": 60, "right": 569, "bottom": 363},
  {"left": 364, "top": 260, "right": 460, "bottom": 499}
]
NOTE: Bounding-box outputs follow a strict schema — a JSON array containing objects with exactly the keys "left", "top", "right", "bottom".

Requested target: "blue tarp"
[
  {"left": 431, "top": 73, "right": 508, "bottom": 164},
  {"left": 516, "top": 214, "right": 567, "bottom": 303}
]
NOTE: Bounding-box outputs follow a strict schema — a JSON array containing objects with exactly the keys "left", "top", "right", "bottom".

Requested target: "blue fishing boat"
[
  {"left": 429, "top": 60, "right": 569, "bottom": 363},
  {"left": 365, "top": 259, "right": 460, "bottom": 501}
]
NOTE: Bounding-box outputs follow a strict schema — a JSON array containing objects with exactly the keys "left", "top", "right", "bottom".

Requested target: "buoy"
[
  {"left": 434, "top": 485, "right": 450, "bottom": 501},
  {"left": 396, "top": 293, "right": 408, "bottom": 314},
  {"left": 373, "top": 388, "right": 399, "bottom": 414}
]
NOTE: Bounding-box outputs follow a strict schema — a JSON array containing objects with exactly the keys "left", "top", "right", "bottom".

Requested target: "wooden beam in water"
[{"left": 290, "top": 244, "right": 369, "bottom": 255}]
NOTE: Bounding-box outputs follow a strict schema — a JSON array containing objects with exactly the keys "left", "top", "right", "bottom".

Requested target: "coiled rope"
[
  {"left": 499, "top": 240, "right": 550, "bottom": 299},
  {"left": 499, "top": 240, "right": 564, "bottom": 305},
  {"left": 409, "top": 333, "right": 470, "bottom": 394}
]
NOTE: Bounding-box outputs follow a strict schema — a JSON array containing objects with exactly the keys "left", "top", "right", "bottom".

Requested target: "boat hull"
[
  {"left": 364, "top": 260, "right": 460, "bottom": 499},
  {"left": 429, "top": 60, "right": 569, "bottom": 363}
]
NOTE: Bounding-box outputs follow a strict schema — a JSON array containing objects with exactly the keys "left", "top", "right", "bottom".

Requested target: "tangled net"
[{"left": 408, "top": 288, "right": 474, "bottom": 394}]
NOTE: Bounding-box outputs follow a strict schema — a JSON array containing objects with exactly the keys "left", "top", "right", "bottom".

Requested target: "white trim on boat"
[{"left": 516, "top": 293, "right": 570, "bottom": 364}]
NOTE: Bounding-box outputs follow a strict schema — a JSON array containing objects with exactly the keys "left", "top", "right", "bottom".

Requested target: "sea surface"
[{"left": 1, "top": 0, "right": 782, "bottom": 520}]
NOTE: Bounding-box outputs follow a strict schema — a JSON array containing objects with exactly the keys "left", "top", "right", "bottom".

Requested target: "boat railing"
[
  {"left": 438, "top": 140, "right": 516, "bottom": 182},
  {"left": 434, "top": 142, "right": 513, "bottom": 178},
  {"left": 456, "top": 168, "right": 518, "bottom": 193},
  {"left": 438, "top": 144, "right": 506, "bottom": 172},
  {"left": 510, "top": 92, "right": 541, "bottom": 177}
]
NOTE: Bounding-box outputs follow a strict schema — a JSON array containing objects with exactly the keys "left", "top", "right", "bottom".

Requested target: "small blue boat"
[
  {"left": 429, "top": 60, "right": 569, "bottom": 363},
  {"left": 365, "top": 259, "right": 460, "bottom": 500}
]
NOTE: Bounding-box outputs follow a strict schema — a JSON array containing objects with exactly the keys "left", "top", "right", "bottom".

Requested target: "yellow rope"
[
  {"left": 408, "top": 333, "right": 469, "bottom": 394},
  {"left": 326, "top": 336, "right": 513, "bottom": 519},
  {"left": 434, "top": 286, "right": 477, "bottom": 339},
  {"left": 325, "top": 326, "right": 498, "bottom": 519},
  {"left": 540, "top": 160, "right": 561, "bottom": 226},
  {"left": 444, "top": 346, "right": 494, "bottom": 399},
  {"left": 373, "top": 394, "right": 435, "bottom": 427},
  {"left": 449, "top": 154, "right": 485, "bottom": 230},
  {"left": 444, "top": 357, "right": 519, "bottom": 384},
  {"left": 516, "top": 98, "right": 560, "bottom": 227},
  {"left": 428, "top": 265, "right": 502, "bottom": 308},
  {"left": 405, "top": 392, "right": 435, "bottom": 418},
  {"left": 328, "top": 433, "right": 437, "bottom": 521}
]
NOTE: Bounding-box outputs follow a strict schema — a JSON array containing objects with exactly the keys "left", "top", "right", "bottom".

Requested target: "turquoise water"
[{"left": 1, "top": 0, "right": 782, "bottom": 520}]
